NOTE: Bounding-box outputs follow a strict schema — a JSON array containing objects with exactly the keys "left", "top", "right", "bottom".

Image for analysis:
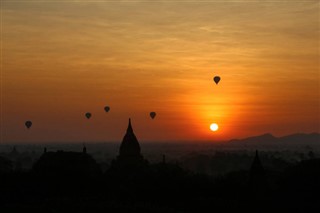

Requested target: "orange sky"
[{"left": 1, "top": 1, "right": 319, "bottom": 143}]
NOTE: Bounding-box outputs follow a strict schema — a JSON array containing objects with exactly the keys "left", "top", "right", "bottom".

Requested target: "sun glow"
[{"left": 210, "top": 123, "right": 219, "bottom": 132}]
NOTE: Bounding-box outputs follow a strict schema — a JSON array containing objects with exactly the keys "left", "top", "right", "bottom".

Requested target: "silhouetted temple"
[
  {"left": 249, "top": 150, "right": 267, "bottom": 192},
  {"left": 119, "top": 119, "right": 142, "bottom": 159},
  {"left": 111, "top": 119, "right": 147, "bottom": 170},
  {"left": 33, "top": 150, "right": 101, "bottom": 178},
  {"left": 250, "top": 150, "right": 265, "bottom": 176}
]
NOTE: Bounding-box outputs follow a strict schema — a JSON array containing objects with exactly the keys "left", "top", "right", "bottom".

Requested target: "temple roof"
[
  {"left": 250, "top": 150, "right": 265, "bottom": 174},
  {"left": 33, "top": 151, "right": 101, "bottom": 177},
  {"left": 119, "top": 119, "right": 141, "bottom": 157}
]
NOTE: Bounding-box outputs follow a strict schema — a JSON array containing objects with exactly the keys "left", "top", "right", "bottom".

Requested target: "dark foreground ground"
[{"left": 0, "top": 151, "right": 319, "bottom": 213}]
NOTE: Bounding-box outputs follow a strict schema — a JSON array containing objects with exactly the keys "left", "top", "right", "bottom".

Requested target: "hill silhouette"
[{"left": 229, "top": 132, "right": 319, "bottom": 145}]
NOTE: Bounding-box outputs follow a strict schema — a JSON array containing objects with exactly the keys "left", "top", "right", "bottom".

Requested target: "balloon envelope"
[
  {"left": 213, "top": 76, "right": 221, "bottom": 85},
  {"left": 150, "top": 112, "right": 156, "bottom": 119},
  {"left": 25, "top": 121, "right": 32, "bottom": 129},
  {"left": 85, "top": 112, "right": 91, "bottom": 119},
  {"left": 104, "top": 106, "right": 110, "bottom": 112}
]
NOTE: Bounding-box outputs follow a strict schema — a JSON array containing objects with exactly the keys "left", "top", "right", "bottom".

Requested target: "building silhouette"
[
  {"left": 249, "top": 150, "right": 267, "bottom": 193},
  {"left": 110, "top": 118, "right": 148, "bottom": 171},
  {"left": 33, "top": 149, "right": 101, "bottom": 179},
  {"left": 250, "top": 150, "right": 264, "bottom": 175},
  {"left": 118, "top": 119, "right": 142, "bottom": 160}
]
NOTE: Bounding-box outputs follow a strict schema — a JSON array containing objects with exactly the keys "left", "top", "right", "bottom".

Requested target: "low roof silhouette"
[{"left": 33, "top": 150, "right": 101, "bottom": 177}]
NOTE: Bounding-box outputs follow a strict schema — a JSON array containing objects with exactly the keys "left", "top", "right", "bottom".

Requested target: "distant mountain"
[
  {"left": 229, "top": 133, "right": 277, "bottom": 143},
  {"left": 279, "top": 133, "right": 320, "bottom": 144},
  {"left": 229, "top": 133, "right": 320, "bottom": 144}
]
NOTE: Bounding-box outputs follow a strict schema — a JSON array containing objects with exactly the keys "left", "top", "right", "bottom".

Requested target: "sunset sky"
[{"left": 1, "top": 0, "right": 319, "bottom": 143}]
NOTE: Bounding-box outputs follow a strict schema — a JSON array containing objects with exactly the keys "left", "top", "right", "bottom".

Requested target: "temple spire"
[
  {"left": 127, "top": 118, "right": 133, "bottom": 133},
  {"left": 119, "top": 118, "right": 141, "bottom": 158},
  {"left": 251, "top": 150, "right": 262, "bottom": 171},
  {"left": 113, "top": 118, "right": 147, "bottom": 169},
  {"left": 249, "top": 150, "right": 267, "bottom": 193}
]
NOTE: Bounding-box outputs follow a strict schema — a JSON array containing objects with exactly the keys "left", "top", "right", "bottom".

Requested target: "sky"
[{"left": 1, "top": 0, "right": 319, "bottom": 143}]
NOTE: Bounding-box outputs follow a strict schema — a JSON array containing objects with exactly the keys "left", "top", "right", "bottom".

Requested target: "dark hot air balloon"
[
  {"left": 25, "top": 121, "right": 32, "bottom": 129},
  {"left": 85, "top": 112, "right": 92, "bottom": 119},
  {"left": 104, "top": 106, "right": 110, "bottom": 113},
  {"left": 150, "top": 112, "right": 156, "bottom": 119},
  {"left": 213, "top": 76, "right": 221, "bottom": 85}
]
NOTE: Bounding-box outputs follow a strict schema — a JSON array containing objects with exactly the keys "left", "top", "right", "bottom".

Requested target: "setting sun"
[{"left": 210, "top": 123, "right": 219, "bottom": 132}]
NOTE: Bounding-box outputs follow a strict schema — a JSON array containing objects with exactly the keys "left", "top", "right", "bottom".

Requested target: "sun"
[{"left": 210, "top": 123, "right": 219, "bottom": 132}]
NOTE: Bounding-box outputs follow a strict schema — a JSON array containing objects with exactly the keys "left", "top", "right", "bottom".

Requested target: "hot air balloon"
[
  {"left": 150, "top": 112, "right": 156, "bottom": 119},
  {"left": 25, "top": 121, "right": 32, "bottom": 129},
  {"left": 85, "top": 112, "right": 91, "bottom": 119},
  {"left": 213, "top": 76, "right": 221, "bottom": 85},
  {"left": 104, "top": 106, "right": 110, "bottom": 113}
]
